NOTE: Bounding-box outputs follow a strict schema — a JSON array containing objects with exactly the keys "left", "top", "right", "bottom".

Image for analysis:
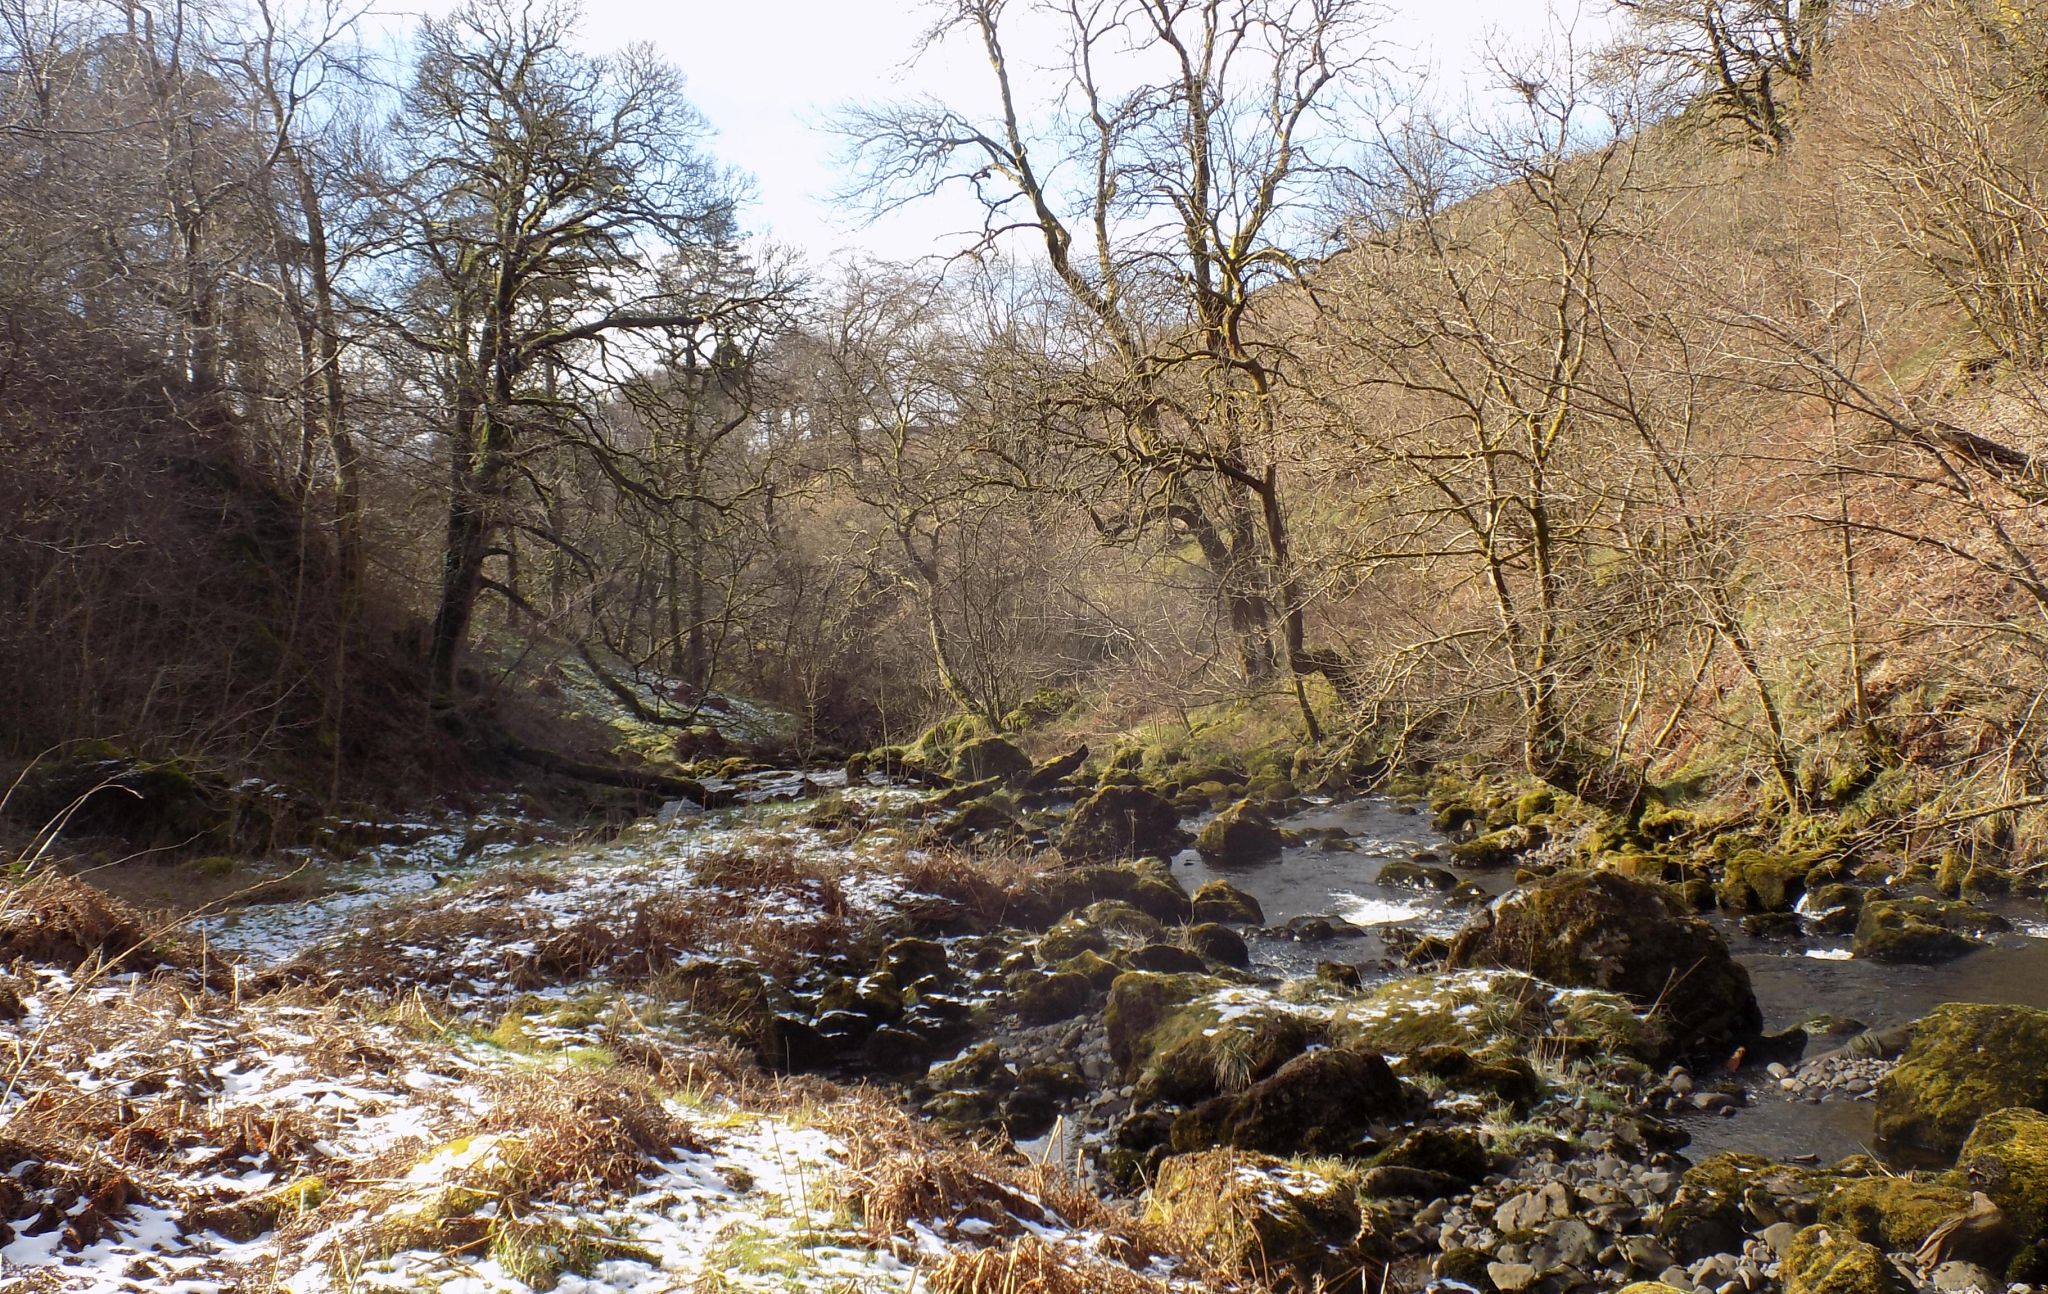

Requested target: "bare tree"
[
  {"left": 839, "top": 0, "right": 1384, "bottom": 736},
  {"left": 376, "top": 0, "right": 761, "bottom": 704}
]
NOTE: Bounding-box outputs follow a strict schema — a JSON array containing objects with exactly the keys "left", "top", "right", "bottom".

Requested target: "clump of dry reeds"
[
  {"left": 0, "top": 872, "right": 184, "bottom": 971},
  {"left": 923, "top": 1237, "right": 1183, "bottom": 1294}
]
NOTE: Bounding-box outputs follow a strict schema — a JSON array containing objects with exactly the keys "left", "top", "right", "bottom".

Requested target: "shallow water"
[
  {"left": 1180, "top": 795, "right": 2048, "bottom": 1166},
  {"left": 1168, "top": 796, "right": 1514, "bottom": 977}
]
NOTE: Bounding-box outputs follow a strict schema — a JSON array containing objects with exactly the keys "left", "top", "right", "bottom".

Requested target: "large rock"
[
  {"left": 1958, "top": 1107, "right": 2048, "bottom": 1242},
  {"left": 1657, "top": 1153, "right": 1821, "bottom": 1261},
  {"left": 1445, "top": 870, "right": 1761, "bottom": 1060},
  {"left": 1170, "top": 1047, "right": 1406, "bottom": 1156},
  {"left": 1104, "top": 972, "right": 1322, "bottom": 1106},
  {"left": 1818, "top": 1177, "right": 1974, "bottom": 1253},
  {"left": 1873, "top": 1003, "right": 2048, "bottom": 1157},
  {"left": 1191, "top": 878, "right": 1265, "bottom": 924},
  {"left": 1335, "top": 969, "right": 1663, "bottom": 1063},
  {"left": 1717, "top": 849, "right": 1816, "bottom": 913},
  {"left": 1059, "top": 785, "right": 1189, "bottom": 863},
  {"left": 1146, "top": 1148, "right": 1384, "bottom": 1292},
  {"left": 949, "top": 735, "right": 1032, "bottom": 786},
  {"left": 1853, "top": 898, "right": 2002, "bottom": 964},
  {"left": 1014, "top": 860, "right": 1191, "bottom": 927},
  {"left": 1196, "top": 799, "right": 1284, "bottom": 866}
]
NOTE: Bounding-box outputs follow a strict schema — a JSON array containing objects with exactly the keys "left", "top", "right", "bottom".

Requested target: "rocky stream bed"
[{"left": 9, "top": 762, "right": 2048, "bottom": 1294}]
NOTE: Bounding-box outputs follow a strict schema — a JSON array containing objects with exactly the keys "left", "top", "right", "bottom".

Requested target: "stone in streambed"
[
  {"left": 1957, "top": 1107, "right": 2048, "bottom": 1242},
  {"left": 1190, "top": 878, "right": 1264, "bottom": 924},
  {"left": 1170, "top": 1045, "right": 1404, "bottom": 1156},
  {"left": 1853, "top": 897, "right": 2002, "bottom": 964},
  {"left": 1183, "top": 922, "right": 1250, "bottom": 968},
  {"left": 1196, "top": 798, "right": 1284, "bottom": 866}
]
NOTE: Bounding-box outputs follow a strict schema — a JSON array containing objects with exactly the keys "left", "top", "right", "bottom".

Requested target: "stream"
[
  {"left": 197, "top": 780, "right": 2048, "bottom": 1172},
  {"left": 1182, "top": 795, "right": 2048, "bottom": 1169}
]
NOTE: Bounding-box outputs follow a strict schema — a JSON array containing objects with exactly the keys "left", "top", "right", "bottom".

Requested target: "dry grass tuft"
[
  {"left": 923, "top": 1237, "right": 1183, "bottom": 1294},
  {"left": 470, "top": 1067, "right": 695, "bottom": 1192},
  {"left": 0, "top": 872, "right": 184, "bottom": 971}
]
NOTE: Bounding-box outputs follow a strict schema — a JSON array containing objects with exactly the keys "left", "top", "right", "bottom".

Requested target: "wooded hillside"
[{"left": 3, "top": 0, "right": 2045, "bottom": 857}]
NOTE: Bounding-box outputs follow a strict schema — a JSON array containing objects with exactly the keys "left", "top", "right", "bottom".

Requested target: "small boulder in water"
[
  {"left": 1190, "top": 878, "right": 1264, "bottom": 924},
  {"left": 1196, "top": 798, "right": 1284, "bottom": 866}
]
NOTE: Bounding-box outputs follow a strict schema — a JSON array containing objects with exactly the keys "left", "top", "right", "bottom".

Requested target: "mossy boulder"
[
  {"left": 1196, "top": 799, "right": 1285, "bottom": 867},
  {"left": 1060, "top": 949, "right": 1124, "bottom": 990},
  {"left": 1818, "top": 1177, "right": 1974, "bottom": 1252},
  {"left": 1019, "top": 860, "right": 1192, "bottom": 926},
  {"left": 1394, "top": 1045, "right": 1543, "bottom": 1111},
  {"left": 1781, "top": 1224, "right": 1907, "bottom": 1294},
  {"left": 1008, "top": 970, "right": 1095, "bottom": 1025},
  {"left": 1657, "top": 1153, "right": 1822, "bottom": 1260},
  {"left": 1449, "top": 825, "right": 1539, "bottom": 869},
  {"left": 949, "top": 735, "right": 1033, "bottom": 786},
  {"left": 1717, "top": 850, "right": 1816, "bottom": 913},
  {"left": 1129, "top": 942, "right": 1209, "bottom": 974},
  {"left": 1802, "top": 883, "right": 1865, "bottom": 935},
  {"left": 1146, "top": 1149, "right": 1383, "bottom": 1292},
  {"left": 1874, "top": 1003, "right": 2048, "bottom": 1157},
  {"left": 1958, "top": 1107, "right": 2048, "bottom": 1241},
  {"left": 1334, "top": 969, "right": 1663, "bottom": 1063},
  {"left": 913, "top": 713, "right": 990, "bottom": 761},
  {"left": 1444, "top": 870, "right": 1760, "bottom": 1061},
  {"left": 1853, "top": 898, "right": 2002, "bottom": 964},
  {"left": 8, "top": 743, "right": 230, "bottom": 847},
  {"left": 1378, "top": 860, "right": 1459, "bottom": 892},
  {"left": 878, "top": 937, "right": 950, "bottom": 983},
  {"left": 1369, "top": 1127, "right": 1489, "bottom": 1186},
  {"left": 1059, "top": 785, "right": 1189, "bottom": 863},
  {"left": 1171, "top": 1046, "right": 1406, "bottom": 1156},
  {"left": 1191, "top": 878, "right": 1265, "bottom": 924},
  {"left": 1105, "top": 971, "right": 1219, "bottom": 1074},
  {"left": 930, "top": 795, "right": 1024, "bottom": 846},
  {"left": 1104, "top": 973, "right": 1325, "bottom": 1106},
  {"left": 1184, "top": 922, "right": 1251, "bottom": 968}
]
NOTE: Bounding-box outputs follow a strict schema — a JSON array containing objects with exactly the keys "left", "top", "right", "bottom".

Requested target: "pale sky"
[{"left": 498, "top": 1, "right": 1618, "bottom": 264}]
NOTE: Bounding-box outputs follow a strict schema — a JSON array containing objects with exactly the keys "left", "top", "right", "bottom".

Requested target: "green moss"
[
  {"left": 950, "top": 735, "right": 1032, "bottom": 785},
  {"left": 1195, "top": 799, "right": 1284, "bottom": 865},
  {"left": 1874, "top": 1003, "right": 2048, "bottom": 1156},
  {"left": 1009, "top": 969, "right": 1094, "bottom": 1024},
  {"left": 1191, "top": 878, "right": 1264, "bottom": 924},
  {"left": 1332, "top": 970, "right": 1662, "bottom": 1062},
  {"left": 1818, "top": 1177, "right": 1972, "bottom": 1251},
  {"left": 1958, "top": 1107, "right": 2048, "bottom": 1240},
  {"left": 1003, "top": 687, "right": 1078, "bottom": 730},
  {"left": 1059, "top": 785, "right": 1188, "bottom": 863},
  {"left": 1853, "top": 897, "right": 1999, "bottom": 964},
  {"left": 1658, "top": 1153, "right": 1808, "bottom": 1260},
  {"left": 1782, "top": 1224, "right": 1906, "bottom": 1294},
  {"left": 1450, "top": 826, "right": 1539, "bottom": 868},
  {"left": 1443, "top": 869, "right": 1758, "bottom": 1060},
  {"left": 1716, "top": 849, "right": 1818, "bottom": 913}
]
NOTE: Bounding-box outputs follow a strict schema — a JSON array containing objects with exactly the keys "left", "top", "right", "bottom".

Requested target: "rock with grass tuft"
[
  {"left": 1059, "top": 785, "right": 1188, "bottom": 863},
  {"left": 1146, "top": 1148, "right": 1384, "bottom": 1292},
  {"left": 1444, "top": 870, "right": 1760, "bottom": 1061}
]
